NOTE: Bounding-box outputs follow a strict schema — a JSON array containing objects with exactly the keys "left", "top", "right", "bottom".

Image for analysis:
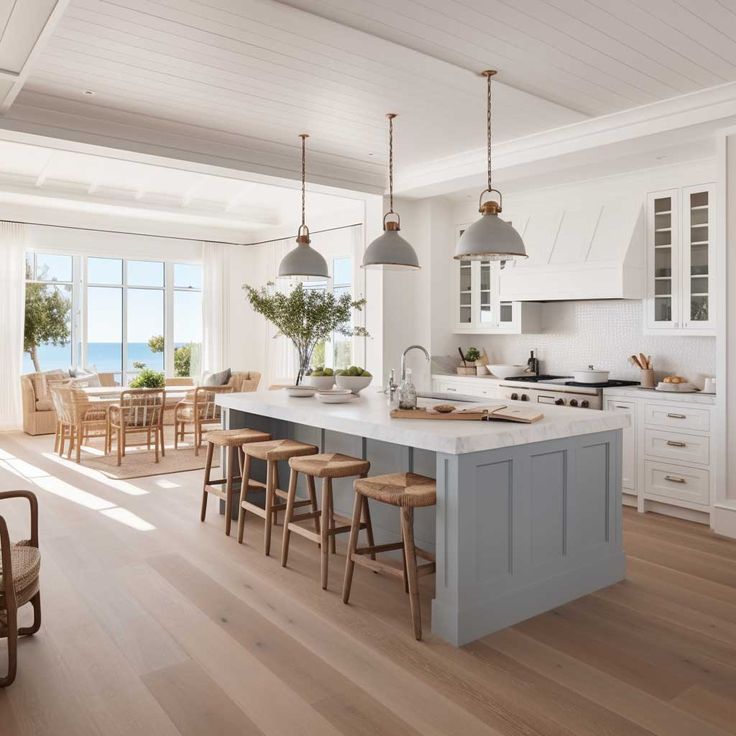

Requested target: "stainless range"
[{"left": 499, "top": 375, "right": 640, "bottom": 410}]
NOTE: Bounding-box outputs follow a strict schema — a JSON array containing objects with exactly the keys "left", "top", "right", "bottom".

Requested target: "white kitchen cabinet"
[
  {"left": 605, "top": 399, "right": 637, "bottom": 494},
  {"left": 646, "top": 185, "right": 715, "bottom": 335},
  {"left": 431, "top": 376, "right": 502, "bottom": 400},
  {"left": 454, "top": 226, "right": 540, "bottom": 334}
]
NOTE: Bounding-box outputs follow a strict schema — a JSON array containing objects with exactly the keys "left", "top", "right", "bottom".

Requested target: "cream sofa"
[{"left": 21, "top": 370, "right": 116, "bottom": 435}]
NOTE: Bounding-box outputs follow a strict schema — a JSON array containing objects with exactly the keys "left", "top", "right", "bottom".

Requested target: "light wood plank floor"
[{"left": 1, "top": 431, "right": 735, "bottom": 736}]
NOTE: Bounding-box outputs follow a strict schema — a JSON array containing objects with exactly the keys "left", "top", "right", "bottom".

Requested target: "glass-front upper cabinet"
[
  {"left": 454, "top": 226, "right": 539, "bottom": 334},
  {"left": 646, "top": 185, "right": 714, "bottom": 335}
]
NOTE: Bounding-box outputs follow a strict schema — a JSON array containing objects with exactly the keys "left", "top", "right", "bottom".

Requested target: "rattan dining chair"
[
  {"left": 0, "top": 490, "right": 41, "bottom": 687},
  {"left": 53, "top": 386, "right": 109, "bottom": 463},
  {"left": 174, "top": 385, "right": 234, "bottom": 455},
  {"left": 109, "top": 389, "right": 166, "bottom": 466}
]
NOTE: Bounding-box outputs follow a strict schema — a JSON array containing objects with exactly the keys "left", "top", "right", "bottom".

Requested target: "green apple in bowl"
[{"left": 335, "top": 366, "right": 373, "bottom": 394}]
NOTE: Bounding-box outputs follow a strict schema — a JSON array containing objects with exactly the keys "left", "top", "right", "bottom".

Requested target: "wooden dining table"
[{"left": 79, "top": 385, "right": 191, "bottom": 405}]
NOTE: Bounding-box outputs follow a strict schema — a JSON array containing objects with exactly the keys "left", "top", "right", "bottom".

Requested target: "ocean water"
[{"left": 23, "top": 342, "right": 175, "bottom": 376}]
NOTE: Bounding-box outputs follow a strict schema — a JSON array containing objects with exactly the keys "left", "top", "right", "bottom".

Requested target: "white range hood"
[{"left": 499, "top": 196, "right": 645, "bottom": 301}]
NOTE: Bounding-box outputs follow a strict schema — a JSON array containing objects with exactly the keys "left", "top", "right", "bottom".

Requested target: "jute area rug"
[{"left": 78, "top": 427, "right": 220, "bottom": 480}]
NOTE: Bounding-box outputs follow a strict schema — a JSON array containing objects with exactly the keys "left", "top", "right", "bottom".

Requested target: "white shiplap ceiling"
[
  {"left": 0, "top": 0, "right": 734, "bottom": 197},
  {"left": 278, "top": 0, "right": 736, "bottom": 116}
]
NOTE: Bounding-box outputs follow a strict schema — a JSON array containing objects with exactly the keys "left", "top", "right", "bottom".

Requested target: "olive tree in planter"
[{"left": 244, "top": 282, "right": 368, "bottom": 385}]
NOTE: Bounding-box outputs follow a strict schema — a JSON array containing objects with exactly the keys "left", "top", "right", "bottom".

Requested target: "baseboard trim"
[{"left": 712, "top": 503, "right": 736, "bottom": 539}]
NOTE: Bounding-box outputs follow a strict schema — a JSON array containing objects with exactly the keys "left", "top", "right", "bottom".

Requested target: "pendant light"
[
  {"left": 454, "top": 71, "right": 527, "bottom": 261},
  {"left": 362, "top": 114, "right": 420, "bottom": 270},
  {"left": 278, "top": 133, "right": 329, "bottom": 279}
]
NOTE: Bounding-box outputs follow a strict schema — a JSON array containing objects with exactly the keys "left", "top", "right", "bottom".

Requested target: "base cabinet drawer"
[
  {"left": 644, "top": 429, "right": 710, "bottom": 465},
  {"left": 432, "top": 380, "right": 500, "bottom": 399},
  {"left": 644, "top": 403, "right": 710, "bottom": 432},
  {"left": 644, "top": 461, "right": 710, "bottom": 505}
]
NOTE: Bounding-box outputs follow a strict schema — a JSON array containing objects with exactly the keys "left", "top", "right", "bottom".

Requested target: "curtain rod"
[{"left": 2, "top": 219, "right": 362, "bottom": 247}]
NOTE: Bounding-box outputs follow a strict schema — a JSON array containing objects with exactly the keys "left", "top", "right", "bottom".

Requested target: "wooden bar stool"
[
  {"left": 201, "top": 428, "right": 271, "bottom": 536},
  {"left": 343, "top": 472, "right": 436, "bottom": 640},
  {"left": 282, "top": 453, "right": 373, "bottom": 590},
  {"left": 237, "top": 439, "right": 318, "bottom": 555}
]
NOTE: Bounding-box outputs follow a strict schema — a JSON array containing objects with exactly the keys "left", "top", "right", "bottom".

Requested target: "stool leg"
[
  {"left": 361, "top": 494, "right": 376, "bottom": 561},
  {"left": 342, "top": 491, "right": 364, "bottom": 604},
  {"left": 264, "top": 460, "right": 276, "bottom": 556},
  {"left": 400, "top": 507, "right": 422, "bottom": 640},
  {"left": 272, "top": 462, "right": 281, "bottom": 526},
  {"left": 327, "top": 478, "right": 337, "bottom": 555},
  {"left": 237, "top": 452, "right": 252, "bottom": 544},
  {"left": 201, "top": 441, "right": 214, "bottom": 522},
  {"left": 307, "top": 474, "right": 320, "bottom": 535},
  {"left": 320, "top": 477, "right": 330, "bottom": 589},
  {"left": 224, "top": 445, "right": 237, "bottom": 536},
  {"left": 281, "top": 468, "right": 299, "bottom": 567}
]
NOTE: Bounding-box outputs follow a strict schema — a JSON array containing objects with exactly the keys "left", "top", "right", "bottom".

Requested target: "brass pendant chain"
[
  {"left": 299, "top": 133, "right": 308, "bottom": 228},
  {"left": 387, "top": 113, "right": 396, "bottom": 214},
  {"left": 485, "top": 70, "right": 494, "bottom": 193}
]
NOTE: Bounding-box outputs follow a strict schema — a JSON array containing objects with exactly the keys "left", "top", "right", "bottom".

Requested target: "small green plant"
[
  {"left": 464, "top": 347, "right": 481, "bottom": 363},
  {"left": 129, "top": 368, "right": 165, "bottom": 389},
  {"left": 132, "top": 360, "right": 147, "bottom": 370}
]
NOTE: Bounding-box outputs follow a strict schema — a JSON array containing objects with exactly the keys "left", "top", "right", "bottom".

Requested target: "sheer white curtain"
[
  {"left": 201, "top": 242, "right": 229, "bottom": 375},
  {"left": 0, "top": 222, "right": 27, "bottom": 430}
]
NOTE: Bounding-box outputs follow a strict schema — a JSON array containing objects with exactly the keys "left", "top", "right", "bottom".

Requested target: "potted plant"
[
  {"left": 244, "top": 282, "right": 368, "bottom": 385},
  {"left": 129, "top": 368, "right": 165, "bottom": 389}
]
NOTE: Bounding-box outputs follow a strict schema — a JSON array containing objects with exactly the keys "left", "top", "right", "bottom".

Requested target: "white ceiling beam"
[
  {"left": 225, "top": 184, "right": 257, "bottom": 212},
  {"left": 34, "top": 152, "right": 55, "bottom": 187},
  {"left": 180, "top": 177, "right": 207, "bottom": 207},
  {"left": 0, "top": 0, "right": 71, "bottom": 113}
]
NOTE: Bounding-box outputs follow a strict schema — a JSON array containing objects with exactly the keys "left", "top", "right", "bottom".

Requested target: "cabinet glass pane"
[
  {"left": 499, "top": 301, "right": 513, "bottom": 323},
  {"left": 459, "top": 261, "right": 471, "bottom": 323},
  {"left": 689, "top": 191, "right": 709, "bottom": 322},
  {"left": 653, "top": 196, "right": 673, "bottom": 322},
  {"left": 479, "top": 260, "right": 492, "bottom": 323}
]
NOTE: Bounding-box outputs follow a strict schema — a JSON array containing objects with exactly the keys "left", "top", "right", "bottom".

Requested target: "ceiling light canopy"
[
  {"left": 454, "top": 71, "right": 527, "bottom": 262},
  {"left": 362, "top": 114, "right": 420, "bottom": 270},
  {"left": 278, "top": 133, "right": 329, "bottom": 279}
]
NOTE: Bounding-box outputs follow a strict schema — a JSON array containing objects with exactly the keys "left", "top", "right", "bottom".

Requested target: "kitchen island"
[{"left": 217, "top": 390, "right": 628, "bottom": 645}]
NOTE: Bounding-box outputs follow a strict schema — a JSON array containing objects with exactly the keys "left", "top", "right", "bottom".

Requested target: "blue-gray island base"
[{"left": 218, "top": 392, "right": 626, "bottom": 646}]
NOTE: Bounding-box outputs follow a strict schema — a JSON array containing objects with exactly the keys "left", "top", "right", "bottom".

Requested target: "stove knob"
[
  {"left": 555, "top": 398, "right": 564, "bottom": 405},
  {"left": 581, "top": 400, "right": 590, "bottom": 408},
  {"left": 569, "top": 399, "right": 578, "bottom": 407},
  {"left": 521, "top": 394, "right": 530, "bottom": 402},
  {"left": 510, "top": 393, "right": 519, "bottom": 401}
]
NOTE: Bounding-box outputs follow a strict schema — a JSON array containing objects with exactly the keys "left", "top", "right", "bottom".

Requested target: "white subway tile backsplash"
[{"left": 452, "top": 301, "right": 715, "bottom": 382}]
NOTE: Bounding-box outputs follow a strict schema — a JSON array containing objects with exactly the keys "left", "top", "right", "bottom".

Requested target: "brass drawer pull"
[
  {"left": 667, "top": 413, "right": 687, "bottom": 419},
  {"left": 666, "top": 440, "right": 687, "bottom": 447},
  {"left": 664, "top": 475, "right": 686, "bottom": 483}
]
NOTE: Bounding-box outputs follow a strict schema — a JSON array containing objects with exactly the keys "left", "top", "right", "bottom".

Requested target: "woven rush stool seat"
[
  {"left": 354, "top": 472, "right": 436, "bottom": 508},
  {"left": 288, "top": 452, "right": 370, "bottom": 479},
  {"left": 238, "top": 439, "right": 319, "bottom": 556},
  {"left": 201, "top": 428, "right": 272, "bottom": 536},
  {"left": 344, "top": 472, "right": 436, "bottom": 640},
  {"left": 243, "top": 439, "right": 319, "bottom": 462},
  {"left": 281, "top": 453, "right": 374, "bottom": 590}
]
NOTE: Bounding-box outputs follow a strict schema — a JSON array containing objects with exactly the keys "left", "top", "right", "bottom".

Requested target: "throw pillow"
[{"left": 203, "top": 368, "right": 231, "bottom": 386}]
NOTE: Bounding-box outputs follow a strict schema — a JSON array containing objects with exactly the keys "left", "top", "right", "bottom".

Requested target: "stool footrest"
[
  {"left": 288, "top": 520, "right": 368, "bottom": 543},
  {"left": 356, "top": 541, "right": 404, "bottom": 555},
  {"left": 351, "top": 554, "right": 404, "bottom": 578},
  {"left": 352, "top": 546, "right": 436, "bottom": 579}
]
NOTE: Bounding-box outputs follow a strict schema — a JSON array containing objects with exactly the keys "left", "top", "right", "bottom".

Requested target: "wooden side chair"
[
  {"left": 109, "top": 389, "right": 166, "bottom": 466},
  {"left": 343, "top": 473, "right": 436, "bottom": 640},
  {"left": 54, "top": 386, "right": 109, "bottom": 463},
  {"left": 173, "top": 386, "right": 234, "bottom": 455},
  {"left": 0, "top": 490, "right": 41, "bottom": 687}
]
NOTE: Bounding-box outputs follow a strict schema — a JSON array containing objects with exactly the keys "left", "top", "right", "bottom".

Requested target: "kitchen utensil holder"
[{"left": 640, "top": 369, "right": 656, "bottom": 389}]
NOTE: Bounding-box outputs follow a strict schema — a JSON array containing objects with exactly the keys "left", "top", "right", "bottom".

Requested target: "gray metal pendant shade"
[
  {"left": 362, "top": 114, "right": 420, "bottom": 270},
  {"left": 278, "top": 134, "right": 329, "bottom": 279},
  {"left": 455, "top": 202, "right": 526, "bottom": 261},
  {"left": 454, "top": 70, "right": 527, "bottom": 262}
]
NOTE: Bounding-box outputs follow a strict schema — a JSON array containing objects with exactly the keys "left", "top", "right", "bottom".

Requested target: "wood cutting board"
[{"left": 390, "top": 405, "right": 543, "bottom": 424}]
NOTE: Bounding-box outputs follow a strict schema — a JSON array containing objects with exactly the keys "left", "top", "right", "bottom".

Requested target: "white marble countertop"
[{"left": 217, "top": 390, "right": 628, "bottom": 455}]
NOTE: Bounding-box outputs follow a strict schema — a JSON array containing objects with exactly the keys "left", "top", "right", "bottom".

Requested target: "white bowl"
[
  {"left": 304, "top": 375, "right": 335, "bottom": 391},
  {"left": 334, "top": 374, "right": 373, "bottom": 394},
  {"left": 284, "top": 385, "right": 316, "bottom": 398},
  {"left": 489, "top": 364, "right": 525, "bottom": 379},
  {"left": 316, "top": 389, "right": 356, "bottom": 404}
]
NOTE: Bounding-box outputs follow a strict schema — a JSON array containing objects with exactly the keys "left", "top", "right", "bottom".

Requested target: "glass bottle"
[{"left": 398, "top": 368, "right": 417, "bottom": 410}]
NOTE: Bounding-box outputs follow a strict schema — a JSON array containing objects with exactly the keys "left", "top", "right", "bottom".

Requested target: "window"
[
  {"left": 23, "top": 253, "right": 74, "bottom": 373},
  {"left": 305, "top": 256, "right": 354, "bottom": 370},
  {"left": 24, "top": 252, "right": 202, "bottom": 384}
]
